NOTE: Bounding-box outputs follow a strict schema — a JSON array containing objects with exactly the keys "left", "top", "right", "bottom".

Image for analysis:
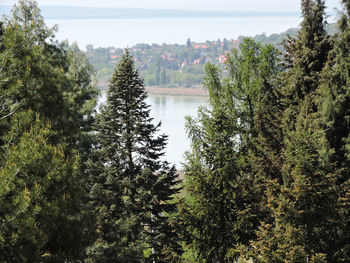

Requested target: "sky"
[{"left": 0, "top": 0, "right": 342, "bottom": 13}]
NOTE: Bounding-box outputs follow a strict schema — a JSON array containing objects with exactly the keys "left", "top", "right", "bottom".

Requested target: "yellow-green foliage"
[{"left": 0, "top": 112, "right": 80, "bottom": 262}]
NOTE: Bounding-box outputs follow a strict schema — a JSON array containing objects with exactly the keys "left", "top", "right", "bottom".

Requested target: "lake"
[
  {"left": 99, "top": 91, "right": 209, "bottom": 168},
  {"left": 59, "top": 15, "right": 302, "bottom": 167},
  {"left": 46, "top": 16, "right": 302, "bottom": 49}
]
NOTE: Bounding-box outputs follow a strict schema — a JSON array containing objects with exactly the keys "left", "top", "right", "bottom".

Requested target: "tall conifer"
[
  {"left": 87, "top": 50, "right": 179, "bottom": 262},
  {"left": 179, "top": 64, "right": 256, "bottom": 262},
  {"left": 179, "top": 40, "right": 280, "bottom": 262}
]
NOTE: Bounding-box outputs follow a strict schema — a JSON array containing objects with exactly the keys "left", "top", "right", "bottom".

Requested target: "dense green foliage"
[
  {"left": 0, "top": 1, "right": 98, "bottom": 261},
  {"left": 179, "top": 0, "right": 350, "bottom": 262},
  {"left": 258, "top": 1, "right": 339, "bottom": 261},
  {"left": 2, "top": 0, "right": 350, "bottom": 262},
  {"left": 178, "top": 39, "right": 281, "bottom": 262},
  {"left": 0, "top": 112, "right": 81, "bottom": 262}
]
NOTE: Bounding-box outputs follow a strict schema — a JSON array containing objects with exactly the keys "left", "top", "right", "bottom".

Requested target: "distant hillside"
[
  {"left": 0, "top": 6, "right": 299, "bottom": 20},
  {"left": 86, "top": 22, "right": 338, "bottom": 89},
  {"left": 87, "top": 39, "right": 239, "bottom": 89}
]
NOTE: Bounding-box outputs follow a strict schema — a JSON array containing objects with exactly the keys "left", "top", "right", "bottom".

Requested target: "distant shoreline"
[
  {"left": 98, "top": 83, "right": 209, "bottom": 96},
  {"left": 145, "top": 86, "right": 209, "bottom": 96}
]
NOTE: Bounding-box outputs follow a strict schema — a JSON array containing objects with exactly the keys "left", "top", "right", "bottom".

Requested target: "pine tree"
[
  {"left": 87, "top": 50, "right": 180, "bottom": 262},
  {"left": 186, "top": 38, "right": 191, "bottom": 48},
  {"left": 320, "top": 0, "right": 350, "bottom": 185},
  {"left": 281, "top": 0, "right": 330, "bottom": 131},
  {"left": 252, "top": 44, "right": 283, "bottom": 183},
  {"left": 246, "top": 45, "right": 284, "bottom": 259}
]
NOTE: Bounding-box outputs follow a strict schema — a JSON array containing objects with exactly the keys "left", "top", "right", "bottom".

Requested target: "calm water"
[
  {"left": 46, "top": 16, "right": 302, "bottom": 49},
  {"left": 146, "top": 94, "right": 209, "bottom": 167},
  {"left": 99, "top": 91, "right": 209, "bottom": 167}
]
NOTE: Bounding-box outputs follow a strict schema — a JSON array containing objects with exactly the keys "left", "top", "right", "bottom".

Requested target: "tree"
[
  {"left": 318, "top": 0, "right": 350, "bottom": 260},
  {"left": 320, "top": 0, "right": 350, "bottom": 184},
  {"left": 0, "top": 20, "right": 11, "bottom": 152},
  {"left": 160, "top": 68, "right": 167, "bottom": 85},
  {"left": 179, "top": 71, "right": 256, "bottom": 261},
  {"left": 223, "top": 38, "right": 229, "bottom": 51},
  {"left": 178, "top": 40, "right": 280, "bottom": 262},
  {"left": 281, "top": 0, "right": 330, "bottom": 131},
  {"left": 186, "top": 38, "right": 191, "bottom": 48},
  {"left": 251, "top": 1, "right": 341, "bottom": 262},
  {"left": 0, "top": 1, "right": 98, "bottom": 259},
  {"left": 87, "top": 50, "right": 180, "bottom": 262},
  {"left": 0, "top": 112, "right": 81, "bottom": 262},
  {"left": 246, "top": 45, "right": 284, "bottom": 257},
  {"left": 0, "top": 0, "right": 98, "bottom": 151}
]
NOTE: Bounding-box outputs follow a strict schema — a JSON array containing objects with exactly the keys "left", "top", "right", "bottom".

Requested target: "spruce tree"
[
  {"left": 319, "top": 0, "right": 350, "bottom": 184},
  {"left": 281, "top": 0, "right": 330, "bottom": 131},
  {"left": 252, "top": 45, "right": 283, "bottom": 184},
  {"left": 246, "top": 45, "right": 284, "bottom": 260},
  {"left": 87, "top": 50, "right": 179, "bottom": 262}
]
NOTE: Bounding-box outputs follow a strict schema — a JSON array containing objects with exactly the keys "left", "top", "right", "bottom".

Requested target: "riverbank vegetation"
[{"left": 1, "top": 0, "right": 350, "bottom": 262}]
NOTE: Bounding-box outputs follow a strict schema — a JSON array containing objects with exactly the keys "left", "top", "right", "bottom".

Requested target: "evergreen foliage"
[
  {"left": 2, "top": 0, "right": 350, "bottom": 261},
  {"left": 179, "top": 40, "right": 281, "bottom": 262},
  {"left": 179, "top": 84, "right": 256, "bottom": 262},
  {"left": 0, "top": 112, "right": 81, "bottom": 262},
  {"left": 318, "top": 0, "right": 350, "bottom": 259},
  {"left": 0, "top": 1, "right": 98, "bottom": 260},
  {"left": 251, "top": 1, "right": 343, "bottom": 262},
  {"left": 87, "top": 50, "right": 180, "bottom": 262},
  {"left": 281, "top": 0, "right": 330, "bottom": 130},
  {"left": 0, "top": 0, "right": 98, "bottom": 150}
]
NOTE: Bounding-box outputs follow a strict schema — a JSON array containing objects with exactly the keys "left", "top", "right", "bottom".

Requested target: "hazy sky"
[{"left": 1, "top": 0, "right": 342, "bottom": 12}]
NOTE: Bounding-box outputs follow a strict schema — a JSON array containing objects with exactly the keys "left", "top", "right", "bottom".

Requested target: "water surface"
[{"left": 147, "top": 94, "right": 209, "bottom": 167}]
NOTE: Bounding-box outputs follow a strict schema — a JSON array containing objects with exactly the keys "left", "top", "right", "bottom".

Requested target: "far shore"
[
  {"left": 98, "top": 82, "right": 209, "bottom": 96},
  {"left": 145, "top": 86, "right": 209, "bottom": 96}
]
